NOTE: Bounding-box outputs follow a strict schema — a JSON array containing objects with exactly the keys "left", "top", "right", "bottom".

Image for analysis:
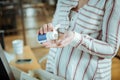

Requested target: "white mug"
[{"left": 12, "top": 39, "right": 23, "bottom": 54}]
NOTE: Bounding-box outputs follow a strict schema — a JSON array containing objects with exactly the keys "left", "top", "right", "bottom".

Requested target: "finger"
[
  {"left": 58, "top": 42, "right": 69, "bottom": 47},
  {"left": 61, "top": 38, "right": 71, "bottom": 44},
  {"left": 42, "top": 40, "right": 55, "bottom": 46},
  {"left": 45, "top": 40, "right": 59, "bottom": 48},
  {"left": 61, "top": 32, "right": 74, "bottom": 44},
  {"left": 45, "top": 44, "right": 57, "bottom": 48},
  {"left": 56, "top": 39, "right": 62, "bottom": 46},
  {"left": 48, "top": 23, "right": 54, "bottom": 32},
  {"left": 57, "top": 38, "right": 70, "bottom": 47},
  {"left": 37, "top": 30, "right": 40, "bottom": 34},
  {"left": 43, "top": 43, "right": 55, "bottom": 48},
  {"left": 39, "top": 27, "right": 43, "bottom": 34},
  {"left": 43, "top": 24, "right": 48, "bottom": 33},
  {"left": 61, "top": 35, "right": 73, "bottom": 45}
]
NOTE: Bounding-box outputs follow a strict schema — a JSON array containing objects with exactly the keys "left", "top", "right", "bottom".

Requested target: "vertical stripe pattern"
[{"left": 46, "top": 0, "right": 120, "bottom": 80}]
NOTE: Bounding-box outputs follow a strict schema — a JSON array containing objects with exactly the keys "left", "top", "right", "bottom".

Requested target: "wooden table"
[
  {"left": 10, "top": 46, "right": 41, "bottom": 72},
  {"left": 115, "top": 47, "right": 120, "bottom": 60}
]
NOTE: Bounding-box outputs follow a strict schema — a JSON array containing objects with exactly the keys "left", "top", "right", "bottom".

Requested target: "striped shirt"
[{"left": 46, "top": 0, "right": 120, "bottom": 80}]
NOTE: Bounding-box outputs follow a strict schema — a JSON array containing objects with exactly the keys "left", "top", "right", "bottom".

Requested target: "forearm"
[
  {"left": 70, "top": 0, "right": 120, "bottom": 59},
  {"left": 70, "top": 32, "right": 120, "bottom": 58}
]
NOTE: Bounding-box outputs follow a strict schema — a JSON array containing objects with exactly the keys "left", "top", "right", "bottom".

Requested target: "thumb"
[{"left": 47, "top": 23, "right": 55, "bottom": 32}]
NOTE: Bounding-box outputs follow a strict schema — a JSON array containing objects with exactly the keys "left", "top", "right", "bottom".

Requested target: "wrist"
[{"left": 70, "top": 32, "right": 82, "bottom": 47}]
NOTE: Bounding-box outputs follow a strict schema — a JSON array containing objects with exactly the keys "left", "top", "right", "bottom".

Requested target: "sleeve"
[
  {"left": 52, "top": 0, "right": 78, "bottom": 29},
  {"left": 46, "top": 0, "right": 79, "bottom": 73},
  {"left": 70, "top": 0, "right": 120, "bottom": 59}
]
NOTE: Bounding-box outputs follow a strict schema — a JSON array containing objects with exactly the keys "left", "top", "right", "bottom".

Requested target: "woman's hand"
[
  {"left": 38, "top": 23, "right": 54, "bottom": 34},
  {"left": 42, "top": 31, "right": 75, "bottom": 48},
  {"left": 38, "top": 23, "right": 74, "bottom": 48},
  {"left": 38, "top": 23, "right": 58, "bottom": 47},
  {"left": 56, "top": 31, "right": 75, "bottom": 47}
]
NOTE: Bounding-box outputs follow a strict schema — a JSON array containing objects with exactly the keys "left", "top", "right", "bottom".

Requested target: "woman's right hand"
[
  {"left": 38, "top": 23, "right": 58, "bottom": 48},
  {"left": 38, "top": 23, "right": 54, "bottom": 35}
]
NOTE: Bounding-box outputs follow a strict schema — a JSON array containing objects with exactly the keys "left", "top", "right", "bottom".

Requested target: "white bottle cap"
[{"left": 46, "top": 30, "right": 58, "bottom": 40}]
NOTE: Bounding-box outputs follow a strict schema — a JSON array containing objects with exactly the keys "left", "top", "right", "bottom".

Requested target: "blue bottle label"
[{"left": 38, "top": 33, "right": 47, "bottom": 43}]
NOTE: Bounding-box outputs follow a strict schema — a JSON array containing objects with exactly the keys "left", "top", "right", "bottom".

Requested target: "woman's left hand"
[{"left": 57, "top": 31, "right": 74, "bottom": 47}]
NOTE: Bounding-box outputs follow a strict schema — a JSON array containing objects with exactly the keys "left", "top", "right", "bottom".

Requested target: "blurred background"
[
  {"left": 0, "top": 0, "right": 55, "bottom": 73},
  {"left": 0, "top": 0, "right": 56, "bottom": 49},
  {"left": 0, "top": 0, "right": 120, "bottom": 80}
]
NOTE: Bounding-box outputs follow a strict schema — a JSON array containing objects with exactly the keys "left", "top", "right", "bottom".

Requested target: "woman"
[{"left": 38, "top": 0, "right": 120, "bottom": 80}]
